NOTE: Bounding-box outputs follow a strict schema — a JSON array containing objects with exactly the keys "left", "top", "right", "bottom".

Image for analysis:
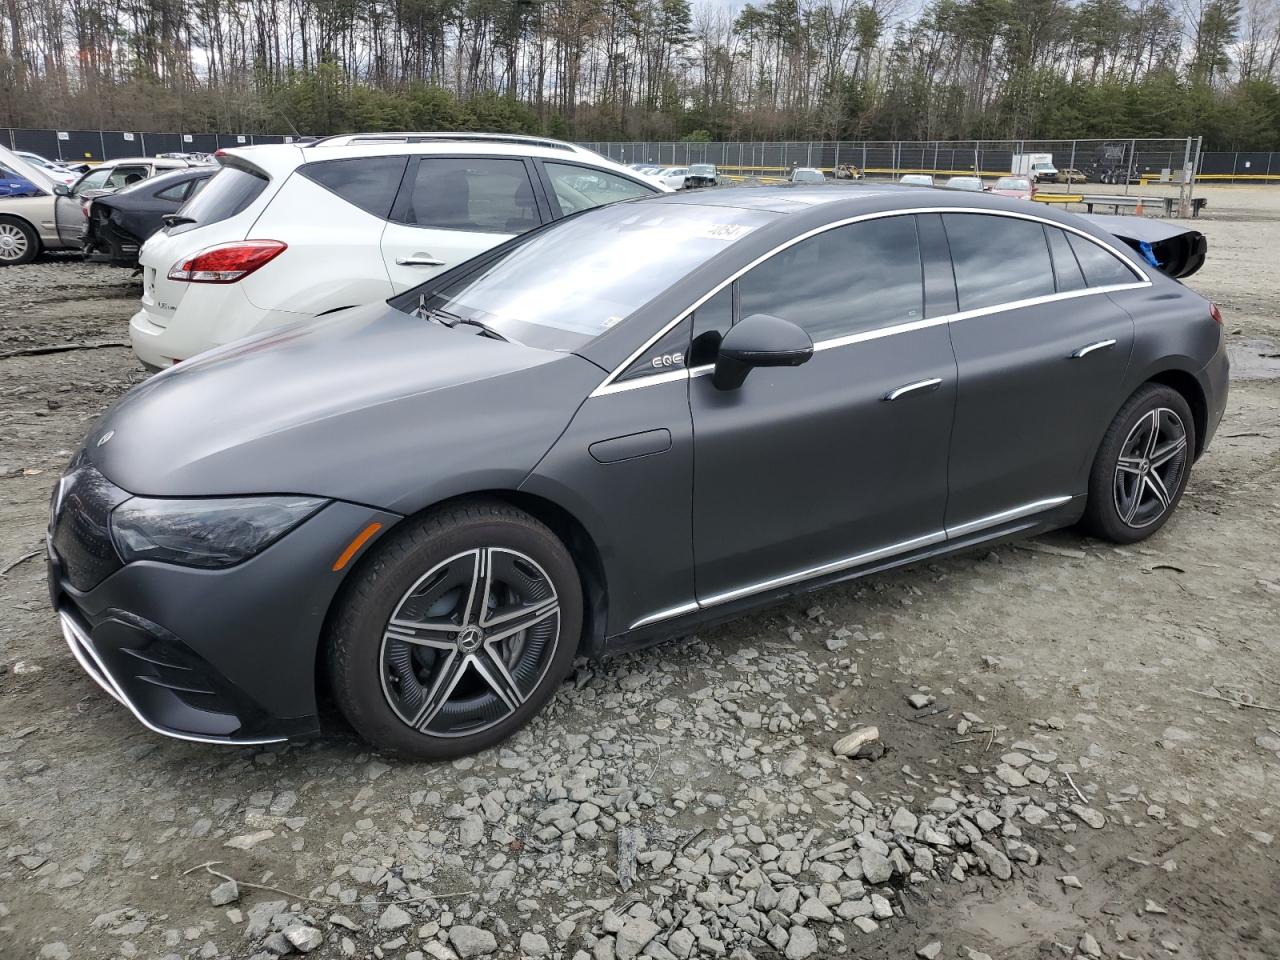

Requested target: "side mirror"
[
  {"left": 713, "top": 313, "right": 813, "bottom": 390},
  {"left": 53, "top": 183, "right": 70, "bottom": 196}
]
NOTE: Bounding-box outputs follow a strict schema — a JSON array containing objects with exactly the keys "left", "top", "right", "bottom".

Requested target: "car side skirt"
[{"left": 605, "top": 494, "right": 1085, "bottom": 656}]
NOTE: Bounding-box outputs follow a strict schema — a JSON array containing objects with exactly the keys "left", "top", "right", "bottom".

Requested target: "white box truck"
[{"left": 1012, "top": 153, "right": 1058, "bottom": 183}]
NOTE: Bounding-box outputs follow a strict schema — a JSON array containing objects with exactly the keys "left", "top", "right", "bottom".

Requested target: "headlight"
[{"left": 110, "top": 496, "right": 327, "bottom": 568}]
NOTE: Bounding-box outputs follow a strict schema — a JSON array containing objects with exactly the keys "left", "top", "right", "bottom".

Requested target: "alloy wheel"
[
  {"left": 379, "top": 547, "right": 561, "bottom": 738},
  {"left": 0, "top": 222, "right": 29, "bottom": 262},
  {"left": 1113, "top": 407, "right": 1188, "bottom": 529}
]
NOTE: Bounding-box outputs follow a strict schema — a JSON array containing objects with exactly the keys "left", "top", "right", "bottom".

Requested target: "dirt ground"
[{"left": 0, "top": 186, "right": 1277, "bottom": 960}]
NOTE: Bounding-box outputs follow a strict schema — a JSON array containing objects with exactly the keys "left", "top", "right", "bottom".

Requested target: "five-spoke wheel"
[
  {"left": 1085, "top": 384, "right": 1196, "bottom": 543},
  {"left": 327, "top": 500, "right": 582, "bottom": 760}
]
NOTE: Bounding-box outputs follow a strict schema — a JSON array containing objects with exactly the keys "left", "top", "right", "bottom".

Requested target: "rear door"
[
  {"left": 380, "top": 156, "right": 548, "bottom": 293},
  {"left": 941, "top": 213, "right": 1141, "bottom": 533}
]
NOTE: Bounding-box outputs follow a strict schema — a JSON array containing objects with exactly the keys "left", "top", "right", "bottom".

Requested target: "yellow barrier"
[{"left": 1032, "top": 194, "right": 1082, "bottom": 204}]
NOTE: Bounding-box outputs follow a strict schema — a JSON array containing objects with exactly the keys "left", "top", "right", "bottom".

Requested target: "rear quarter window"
[
  {"left": 298, "top": 156, "right": 408, "bottom": 219},
  {"left": 1067, "top": 232, "right": 1141, "bottom": 287}
]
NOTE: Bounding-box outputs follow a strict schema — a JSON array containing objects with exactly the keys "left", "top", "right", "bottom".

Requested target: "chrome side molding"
[{"left": 627, "top": 494, "right": 1075, "bottom": 630}]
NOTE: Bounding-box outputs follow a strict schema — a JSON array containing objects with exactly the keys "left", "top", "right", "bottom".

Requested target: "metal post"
[
  {"left": 974, "top": 142, "right": 980, "bottom": 175},
  {"left": 1190, "top": 137, "right": 1202, "bottom": 202},
  {"left": 99, "top": 131, "right": 106, "bottom": 162},
  {"left": 1125, "top": 138, "right": 1135, "bottom": 195},
  {"left": 833, "top": 141, "right": 840, "bottom": 175},
  {"left": 1069, "top": 140, "right": 1076, "bottom": 190}
]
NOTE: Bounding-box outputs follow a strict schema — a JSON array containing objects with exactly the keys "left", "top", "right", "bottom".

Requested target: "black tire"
[
  {"left": 326, "top": 499, "right": 583, "bottom": 760},
  {"left": 0, "top": 216, "right": 39, "bottom": 266},
  {"left": 1082, "top": 384, "right": 1196, "bottom": 544}
]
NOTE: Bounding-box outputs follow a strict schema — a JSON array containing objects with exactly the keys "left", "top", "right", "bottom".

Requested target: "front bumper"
[{"left": 49, "top": 481, "right": 399, "bottom": 745}]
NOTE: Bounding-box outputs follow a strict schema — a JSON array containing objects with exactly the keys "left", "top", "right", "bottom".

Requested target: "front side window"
[
  {"left": 400, "top": 201, "right": 775, "bottom": 352},
  {"left": 300, "top": 156, "right": 408, "bottom": 218},
  {"left": 543, "top": 161, "right": 655, "bottom": 216},
  {"left": 943, "top": 213, "right": 1055, "bottom": 310},
  {"left": 1067, "top": 231, "right": 1140, "bottom": 287},
  {"left": 73, "top": 167, "right": 113, "bottom": 194},
  {"left": 395, "top": 157, "right": 539, "bottom": 234},
  {"left": 738, "top": 215, "right": 923, "bottom": 342}
]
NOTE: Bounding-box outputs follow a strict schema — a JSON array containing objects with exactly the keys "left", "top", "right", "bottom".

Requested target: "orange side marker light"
[{"left": 332, "top": 522, "right": 383, "bottom": 571}]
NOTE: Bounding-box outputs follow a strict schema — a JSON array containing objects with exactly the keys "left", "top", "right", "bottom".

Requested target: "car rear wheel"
[
  {"left": 1083, "top": 384, "right": 1195, "bottom": 544},
  {"left": 326, "top": 500, "right": 583, "bottom": 760},
  {"left": 0, "top": 217, "right": 39, "bottom": 265}
]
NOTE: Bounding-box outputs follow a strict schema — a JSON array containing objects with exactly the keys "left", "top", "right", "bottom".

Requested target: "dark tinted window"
[
  {"left": 155, "top": 180, "right": 192, "bottom": 202},
  {"left": 300, "top": 156, "right": 407, "bottom": 218},
  {"left": 397, "top": 157, "right": 539, "bottom": 233},
  {"left": 618, "top": 317, "right": 691, "bottom": 382},
  {"left": 170, "top": 166, "right": 268, "bottom": 234},
  {"left": 943, "top": 213, "right": 1055, "bottom": 310},
  {"left": 1046, "top": 227, "right": 1086, "bottom": 292},
  {"left": 738, "top": 215, "right": 923, "bottom": 341},
  {"left": 1067, "top": 232, "right": 1139, "bottom": 287}
]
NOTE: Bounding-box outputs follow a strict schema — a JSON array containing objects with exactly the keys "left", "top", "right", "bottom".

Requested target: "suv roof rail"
[{"left": 306, "top": 132, "right": 584, "bottom": 153}]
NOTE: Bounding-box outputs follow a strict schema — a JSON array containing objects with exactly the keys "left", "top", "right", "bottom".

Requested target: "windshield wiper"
[
  {"left": 449, "top": 317, "right": 509, "bottom": 342},
  {"left": 412, "top": 297, "right": 507, "bottom": 341}
]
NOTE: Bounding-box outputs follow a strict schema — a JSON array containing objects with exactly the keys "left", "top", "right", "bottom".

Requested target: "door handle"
[
  {"left": 1071, "top": 338, "right": 1117, "bottom": 359},
  {"left": 396, "top": 255, "right": 445, "bottom": 266},
  {"left": 883, "top": 377, "right": 942, "bottom": 401}
]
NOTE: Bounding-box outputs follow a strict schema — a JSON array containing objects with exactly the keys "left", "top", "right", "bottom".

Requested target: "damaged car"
[{"left": 83, "top": 167, "right": 215, "bottom": 267}]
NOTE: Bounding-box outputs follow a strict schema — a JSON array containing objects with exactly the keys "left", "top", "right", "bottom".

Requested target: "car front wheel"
[
  {"left": 1083, "top": 384, "right": 1196, "bottom": 543},
  {"left": 0, "top": 217, "right": 39, "bottom": 265},
  {"left": 327, "top": 500, "right": 583, "bottom": 760}
]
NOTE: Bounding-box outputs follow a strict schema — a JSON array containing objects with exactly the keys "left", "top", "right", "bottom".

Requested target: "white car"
[
  {"left": 130, "top": 133, "right": 670, "bottom": 370},
  {"left": 15, "top": 151, "right": 79, "bottom": 185},
  {"left": 656, "top": 167, "right": 690, "bottom": 190}
]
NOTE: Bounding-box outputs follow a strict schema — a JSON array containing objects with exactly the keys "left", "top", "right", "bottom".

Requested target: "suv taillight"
[{"left": 167, "top": 240, "right": 286, "bottom": 283}]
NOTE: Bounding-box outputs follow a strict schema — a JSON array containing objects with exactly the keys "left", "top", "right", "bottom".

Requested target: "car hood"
[
  {"left": 85, "top": 302, "right": 603, "bottom": 513},
  {"left": 0, "top": 143, "right": 56, "bottom": 196}
]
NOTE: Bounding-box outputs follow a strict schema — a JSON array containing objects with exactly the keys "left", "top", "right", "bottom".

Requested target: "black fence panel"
[
  {"left": 101, "top": 131, "right": 145, "bottom": 160},
  {"left": 185, "top": 133, "right": 218, "bottom": 154},
  {"left": 216, "top": 134, "right": 252, "bottom": 150},
  {"left": 12, "top": 129, "right": 61, "bottom": 161},
  {"left": 58, "top": 130, "right": 102, "bottom": 163},
  {"left": 251, "top": 134, "right": 290, "bottom": 145},
  {"left": 141, "top": 132, "right": 183, "bottom": 155}
]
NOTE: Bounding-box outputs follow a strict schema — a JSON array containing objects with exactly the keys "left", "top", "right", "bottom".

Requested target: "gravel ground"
[{"left": 1, "top": 193, "right": 1278, "bottom": 960}]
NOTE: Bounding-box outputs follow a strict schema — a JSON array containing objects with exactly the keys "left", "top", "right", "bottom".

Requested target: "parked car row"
[
  {"left": 45, "top": 160, "right": 1223, "bottom": 757},
  {"left": 0, "top": 146, "right": 217, "bottom": 265}
]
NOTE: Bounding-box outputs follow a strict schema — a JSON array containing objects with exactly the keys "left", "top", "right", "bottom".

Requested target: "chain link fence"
[{"left": 581, "top": 138, "right": 1212, "bottom": 188}]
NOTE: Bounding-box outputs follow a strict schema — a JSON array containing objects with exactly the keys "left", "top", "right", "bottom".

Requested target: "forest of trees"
[{"left": 2, "top": 0, "right": 1279, "bottom": 149}]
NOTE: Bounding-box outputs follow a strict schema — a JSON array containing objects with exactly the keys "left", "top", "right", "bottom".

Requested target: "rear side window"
[
  {"left": 171, "top": 166, "right": 268, "bottom": 233},
  {"left": 943, "top": 213, "right": 1055, "bottom": 310},
  {"left": 155, "top": 180, "right": 193, "bottom": 202},
  {"left": 738, "top": 215, "right": 923, "bottom": 341},
  {"left": 1067, "top": 232, "right": 1139, "bottom": 287},
  {"left": 299, "top": 156, "right": 407, "bottom": 219},
  {"left": 1045, "top": 227, "right": 1086, "bottom": 292},
  {"left": 543, "top": 161, "right": 655, "bottom": 216},
  {"left": 394, "top": 157, "right": 540, "bottom": 234}
]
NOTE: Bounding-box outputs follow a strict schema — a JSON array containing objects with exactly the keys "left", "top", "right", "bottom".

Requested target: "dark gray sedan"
[{"left": 48, "top": 186, "right": 1227, "bottom": 758}]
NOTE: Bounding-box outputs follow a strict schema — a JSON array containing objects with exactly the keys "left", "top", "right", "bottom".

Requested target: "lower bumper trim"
[{"left": 58, "top": 610, "right": 287, "bottom": 747}]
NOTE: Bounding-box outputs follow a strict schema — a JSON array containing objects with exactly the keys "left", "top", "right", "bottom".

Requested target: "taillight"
[
  {"left": 167, "top": 240, "right": 287, "bottom": 283},
  {"left": 1209, "top": 302, "right": 1223, "bottom": 325}
]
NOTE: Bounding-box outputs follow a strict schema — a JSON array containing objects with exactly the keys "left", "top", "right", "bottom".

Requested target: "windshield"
[
  {"left": 690, "top": 164, "right": 715, "bottom": 175},
  {"left": 400, "top": 201, "right": 776, "bottom": 352},
  {"left": 995, "top": 177, "right": 1030, "bottom": 190}
]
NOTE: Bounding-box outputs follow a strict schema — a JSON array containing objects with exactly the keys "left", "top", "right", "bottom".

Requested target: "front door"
[
  {"left": 940, "top": 213, "right": 1139, "bottom": 532},
  {"left": 690, "top": 214, "right": 958, "bottom": 605},
  {"left": 380, "top": 155, "right": 546, "bottom": 293}
]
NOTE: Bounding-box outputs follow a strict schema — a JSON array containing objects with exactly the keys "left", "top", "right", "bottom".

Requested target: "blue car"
[{"left": 0, "top": 164, "right": 40, "bottom": 198}]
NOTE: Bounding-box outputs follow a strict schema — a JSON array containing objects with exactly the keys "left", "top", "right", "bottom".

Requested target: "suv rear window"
[
  {"left": 299, "top": 156, "right": 407, "bottom": 218},
  {"left": 169, "top": 165, "right": 268, "bottom": 234}
]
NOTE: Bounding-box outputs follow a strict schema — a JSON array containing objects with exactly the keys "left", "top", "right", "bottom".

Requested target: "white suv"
[{"left": 130, "top": 133, "right": 669, "bottom": 369}]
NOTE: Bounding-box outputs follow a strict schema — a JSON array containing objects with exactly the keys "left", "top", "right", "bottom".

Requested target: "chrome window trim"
[
  {"left": 627, "top": 494, "right": 1075, "bottom": 630},
  {"left": 589, "top": 206, "right": 1149, "bottom": 398}
]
